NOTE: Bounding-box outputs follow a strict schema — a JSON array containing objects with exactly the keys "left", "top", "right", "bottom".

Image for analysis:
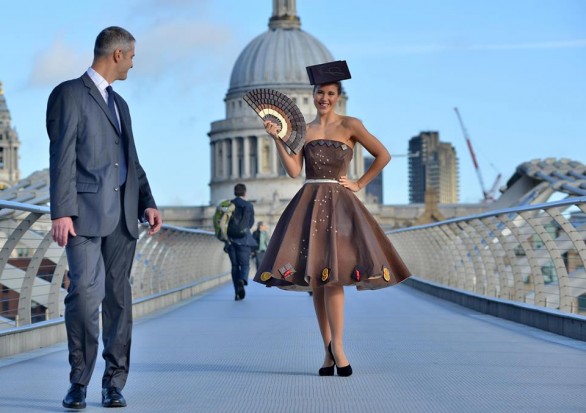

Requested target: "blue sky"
[{"left": 1, "top": 0, "right": 585, "bottom": 206}]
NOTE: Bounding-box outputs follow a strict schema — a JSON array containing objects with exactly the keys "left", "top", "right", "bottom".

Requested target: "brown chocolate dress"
[{"left": 253, "top": 139, "right": 411, "bottom": 291}]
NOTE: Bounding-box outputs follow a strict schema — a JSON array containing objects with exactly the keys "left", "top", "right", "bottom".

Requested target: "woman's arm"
[
  {"left": 264, "top": 120, "right": 304, "bottom": 178},
  {"left": 339, "top": 117, "right": 391, "bottom": 192}
]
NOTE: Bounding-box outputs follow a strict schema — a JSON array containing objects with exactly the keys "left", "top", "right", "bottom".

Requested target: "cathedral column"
[
  {"left": 243, "top": 137, "right": 250, "bottom": 178},
  {"left": 256, "top": 137, "right": 262, "bottom": 176},
  {"left": 271, "top": 140, "right": 279, "bottom": 175},
  {"left": 210, "top": 141, "right": 216, "bottom": 182},
  {"left": 231, "top": 138, "right": 238, "bottom": 179},
  {"left": 222, "top": 139, "right": 229, "bottom": 180}
]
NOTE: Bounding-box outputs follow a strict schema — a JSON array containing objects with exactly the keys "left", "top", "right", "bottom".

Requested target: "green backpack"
[{"left": 213, "top": 200, "right": 236, "bottom": 242}]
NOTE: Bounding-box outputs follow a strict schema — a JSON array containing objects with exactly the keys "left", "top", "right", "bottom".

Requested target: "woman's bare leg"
[
  {"left": 324, "top": 285, "right": 349, "bottom": 367},
  {"left": 312, "top": 287, "right": 334, "bottom": 368}
]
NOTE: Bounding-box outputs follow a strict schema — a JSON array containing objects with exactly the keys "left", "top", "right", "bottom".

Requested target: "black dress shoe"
[
  {"left": 62, "top": 383, "right": 86, "bottom": 410},
  {"left": 102, "top": 387, "right": 127, "bottom": 408},
  {"left": 236, "top": 280, "right": 246, "bottom": 300}
]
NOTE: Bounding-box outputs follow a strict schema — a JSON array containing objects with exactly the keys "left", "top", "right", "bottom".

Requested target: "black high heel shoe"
[
  {"left": 318, "top": 364, "right": 334, "bottom": 376},
  {"left": 336, "top": 363, "right": 353, "bottom": 377},
  {"left": 318, "top": 343, "right": 335, "bottom": 376},
  {"left": 330, "top": 342, "right": 353, "bottom": 377}
]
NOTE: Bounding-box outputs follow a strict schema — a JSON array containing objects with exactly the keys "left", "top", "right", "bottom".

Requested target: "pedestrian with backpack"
[{"left": 226, "top": 183, "right": 257, "bottom": 300}]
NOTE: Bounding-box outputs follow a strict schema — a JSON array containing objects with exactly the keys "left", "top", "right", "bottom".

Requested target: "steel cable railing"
[
  {"left": 387, "top": 196, "right": 586, "bottom": 315},
  {"left": 3, "top": 196, "right": 586, "bottom": 354},
  {"left": 0, "top": 201, "right": 231, "bottom": 332}
]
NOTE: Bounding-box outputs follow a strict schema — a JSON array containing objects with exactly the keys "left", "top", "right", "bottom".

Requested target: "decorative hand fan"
[{"left": 243, "top": 88, "right": 306, "bottom": 154}]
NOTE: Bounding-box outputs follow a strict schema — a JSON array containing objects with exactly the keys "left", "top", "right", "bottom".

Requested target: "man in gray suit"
[{"left": 47, "top": 26, "right": 162, "bottom": 410}]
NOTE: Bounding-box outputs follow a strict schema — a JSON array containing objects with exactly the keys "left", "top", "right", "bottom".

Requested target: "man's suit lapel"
[{"left": 81, "top": 73, "right": 121, "bottom": 136}]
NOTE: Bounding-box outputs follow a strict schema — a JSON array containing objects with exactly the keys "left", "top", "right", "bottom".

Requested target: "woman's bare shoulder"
[{"left": 340, "top": 115, "right": 363, "bottom": 127}]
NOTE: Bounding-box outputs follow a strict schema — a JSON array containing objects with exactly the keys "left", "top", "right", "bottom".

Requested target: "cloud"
[
  {"left": 131, "top": 20, "right": 236, "bottom": 84},
  {"left": 136, "top": 21, "right": 230, "bottom": 71},
  {"left": 28, "top": 37, "right": 91, "bottom": 87},
  {"left": 26, "top": 19, "right": 236, "bottom": 91}
]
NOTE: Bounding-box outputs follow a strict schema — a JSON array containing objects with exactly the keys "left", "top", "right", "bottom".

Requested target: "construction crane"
[{"left": 454, "top": 107, "right": 501, "bottom": 202}]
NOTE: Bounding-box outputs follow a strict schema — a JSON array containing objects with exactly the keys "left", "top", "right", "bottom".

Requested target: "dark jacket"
[
  {"left": 229, "top": 197, "right": 257, "bottom": 248},
  {"left": 47, "top": 73, "right": 156, "bottom": 239}
]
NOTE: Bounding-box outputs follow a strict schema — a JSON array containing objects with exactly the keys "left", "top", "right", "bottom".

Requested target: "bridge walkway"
[{"left": 0, "top": 280, "right": 584, "bottom": 412}]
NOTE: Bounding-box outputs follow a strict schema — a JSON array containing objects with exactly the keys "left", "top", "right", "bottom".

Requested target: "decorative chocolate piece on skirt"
[
  {"left": 382, "top": 267, "right": 391, "bottom": 282},
  {"left": 243, "top": 88, "right": 306, "bottom": 154},
  {"left": 279, "top": 263, "right": 296, "bottom": 279},
  {"left": 351, "top": 265, "right": 366, "bottom": 282},
  {"left": 260, "top": 272, "right": 272, "bottom": 282},
  {"left": 321, "top": 267, "right": 331, "bottom": 282}
]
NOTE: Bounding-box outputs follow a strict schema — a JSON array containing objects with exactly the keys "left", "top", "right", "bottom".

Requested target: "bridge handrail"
[
  {"left": 0, "top": 199, "right": 51, "bottom": 214},
  {"left": 3, "top": 196, "right": 586, "bottom": 356},
  {"left": 0, "top": 200, "right": 231, "bottom": 335},
  {"left": 390, "top": 196, "right": 586, "bottom": 232},
  {"left": 387, "top": 196, "right": 586, "bottom": 314}
]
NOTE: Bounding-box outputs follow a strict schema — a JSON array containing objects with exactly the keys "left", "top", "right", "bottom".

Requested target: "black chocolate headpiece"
[{"left": 306, "top": 60, "right": 351, "bottom": 85}]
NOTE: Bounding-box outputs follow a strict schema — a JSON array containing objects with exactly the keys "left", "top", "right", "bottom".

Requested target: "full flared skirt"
[{"left": 253, "top": 183, "right": 411, "bottom": 291}]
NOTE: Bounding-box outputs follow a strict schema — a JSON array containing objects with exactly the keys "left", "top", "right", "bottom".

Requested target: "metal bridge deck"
[{"left": 0, "top": 280, "right": 584, "bottom": 413}]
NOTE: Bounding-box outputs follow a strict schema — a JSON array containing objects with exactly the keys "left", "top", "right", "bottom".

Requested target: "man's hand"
[
  {"left": 144, "top": 208, "right": 162, "bottom": 236},
  {"left": 52, "top": 217, "right": 76, "bottom": 247}
]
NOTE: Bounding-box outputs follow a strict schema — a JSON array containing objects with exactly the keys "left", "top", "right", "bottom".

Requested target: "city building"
[
  {"left": 0, "top": 82, "right": 21, "bottom": 188},
  {"left": 363, "top": 156, "right": 383, "bottom": 204},
  {"left": 408, "top": 131, "right": 458, "bottom": 204}
]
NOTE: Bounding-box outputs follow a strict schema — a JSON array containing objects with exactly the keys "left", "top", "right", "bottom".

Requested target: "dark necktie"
[
  {"left": 106, "top": 85, "right": 120, "bottom": 133},
  {"left": 106, "top": 86, "right": 127, "bottom": 185}
]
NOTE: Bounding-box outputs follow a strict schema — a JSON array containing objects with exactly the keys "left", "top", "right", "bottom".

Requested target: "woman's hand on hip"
[{"left": 339, "top": 176, "right": 361, "bottom": 192}]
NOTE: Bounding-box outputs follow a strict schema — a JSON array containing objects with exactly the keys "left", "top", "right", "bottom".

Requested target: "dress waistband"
[{"left": 304, "top": 179, "right": 339, "bottom": 184}]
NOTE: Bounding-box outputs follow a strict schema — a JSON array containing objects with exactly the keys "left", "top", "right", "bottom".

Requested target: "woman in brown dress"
[{"left": 254, "top": 64, "right": 411, "bottom": 377}]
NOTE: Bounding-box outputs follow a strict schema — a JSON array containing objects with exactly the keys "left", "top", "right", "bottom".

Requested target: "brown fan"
[{"left": 243, "top": 88, "right": 306, "bottom": 154}]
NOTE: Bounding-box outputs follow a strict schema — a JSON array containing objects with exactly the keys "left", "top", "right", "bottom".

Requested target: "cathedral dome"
[
  {"left": 209, "top": 1, "right": 361, "bottom": 207},
  {"left": 227, "top": 11, "right": 334, "bottom": 95}
]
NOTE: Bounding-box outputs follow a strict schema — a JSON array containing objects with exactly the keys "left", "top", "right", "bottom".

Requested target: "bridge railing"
[
  {"left": 0, "top": 200, "right": 230, "bottom": 332},
  {"left": 3, "top": 196, "right": 586, "bottom": 355},
  {"left": 388, "top": 196, "right": 586, "bottom": 315}
]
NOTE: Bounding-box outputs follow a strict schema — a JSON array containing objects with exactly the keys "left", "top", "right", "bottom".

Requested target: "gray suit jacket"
[{"left": 47, "top": 72, "right": 156, "bottom": 239}]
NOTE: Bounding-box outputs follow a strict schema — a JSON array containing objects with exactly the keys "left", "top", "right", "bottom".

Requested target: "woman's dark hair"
[{"left": 313, "top": 81, "right": 343, "bottom": 95}]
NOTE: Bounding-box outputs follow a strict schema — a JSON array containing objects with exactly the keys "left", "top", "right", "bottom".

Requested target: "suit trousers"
[{"left": 64, "top": 191, "right": 136, "bottom": 389}]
